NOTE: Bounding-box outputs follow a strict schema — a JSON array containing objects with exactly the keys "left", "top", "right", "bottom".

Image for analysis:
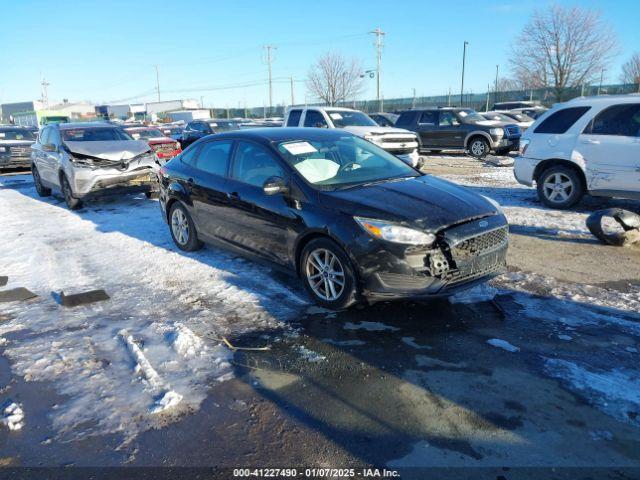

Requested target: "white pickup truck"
[{"left": 283, "top": 107, "right": 422, "bottom": 168}]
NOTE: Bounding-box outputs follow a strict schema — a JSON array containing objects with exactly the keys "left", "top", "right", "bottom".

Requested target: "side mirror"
[{"left": 263, "top": 176, "right": 288, "bottom": 196}]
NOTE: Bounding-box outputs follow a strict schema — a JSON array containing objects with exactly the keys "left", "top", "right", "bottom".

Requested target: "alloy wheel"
[
  {"left": 171, "top": 208, "right": 190, "bottom": 246},
  {"left": 542, "top": 172, "right": 574, "bottom": 203},
  {"left": 471, "top": 140, "right": 486, "bottom": 157},
  {"left": 305, "top": 248, "right": 345, "bottom": 301}
]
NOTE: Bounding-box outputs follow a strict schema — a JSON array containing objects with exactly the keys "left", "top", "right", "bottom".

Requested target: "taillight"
[{"left": 518, "top": 139, "right": 530, "bottom": 156}]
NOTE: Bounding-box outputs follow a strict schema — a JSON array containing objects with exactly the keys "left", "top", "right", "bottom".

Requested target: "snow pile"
[
  {"left": 0, "top": 175, "right": 307, "bottom": 443},
  {"left": 487, "top": 338, "right": 520, "bottom": 352},
  {"left": 544, "top": 358, "right": 640, "bottom": 427},
  {"left": 2, "top": 402, "right": 24, "bottom": 431}
]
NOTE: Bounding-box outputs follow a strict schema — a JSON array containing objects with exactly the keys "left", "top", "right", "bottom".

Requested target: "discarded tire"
[{"left": 586, "top": 208, "right": 640, "bottom": 246}]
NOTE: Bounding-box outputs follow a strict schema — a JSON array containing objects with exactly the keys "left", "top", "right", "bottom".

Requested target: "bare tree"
[
  {"left": 510, "top": 5, "right": 618, "bottom": 101},
  {"left": 495, "top": 77, "right": 520, "bottom": 92},
  {"left": 620, "top": 53, "right": 640, "bottom": 84},
  {"left": 307, "top": 52, "right": 364, "bottom": 106}
]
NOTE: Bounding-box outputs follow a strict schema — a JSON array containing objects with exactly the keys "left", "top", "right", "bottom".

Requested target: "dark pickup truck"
[
  {"left": 0, "top": 126, "right": 37, "bottom": 169},
  {"left": 395, "top": 107, "right": 521, "bottom": 158}
]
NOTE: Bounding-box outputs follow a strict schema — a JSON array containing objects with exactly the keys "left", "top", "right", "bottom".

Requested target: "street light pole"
[
  {"left": 154, "top": 65, "right": 161, "bottom": 102},
  {"left": 494, "top": 64, "right": 499, "bottom": 106},
  {"left": 460, "top": 41, "right": 469, "bottom": 107},
  {"left": 370, "top": 27, "right": 386, "bottom": 112},
  {"left": 597, "top": 68, "right": 606, "bottom": 95}
]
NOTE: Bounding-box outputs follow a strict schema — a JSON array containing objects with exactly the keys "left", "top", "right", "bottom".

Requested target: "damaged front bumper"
[
  {"left": 356, "top": 214, "right": 509, "bottom": 300},
  {"left": 66, "top": 153, "right": 159, "bottom": 198}
]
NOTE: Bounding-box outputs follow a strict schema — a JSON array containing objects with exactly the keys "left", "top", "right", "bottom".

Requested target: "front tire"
[
  {"left": 300, "top": 238, "right": 357, "bottom": 310},
  {"left": 169, "top": 202, "right": 203, "bottom": 251},
  {"left": 32, "top": 165, "right": 51, "bottom": 197},
  {"left": 468, "top": 137, "right": 490, "bottom": 159},
  {"left": 537, "top": 166, "right": 584, "bottom": 209},
  {"left": 61, "top": 174, "right": 82, "bottom": 210}
]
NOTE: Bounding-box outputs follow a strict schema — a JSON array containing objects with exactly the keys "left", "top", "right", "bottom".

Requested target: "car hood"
[
  {"left": 323, "top": 175, "right": 499, "bottom": 232},
  {"left": 341, "top": 126, "right": 416, "bottom": 137},
  {"left": 64, "top": 140, "right": 151, "bottom": 161},
  {"left": 0, "top": 140, "right": 34, "bottom": 146}
]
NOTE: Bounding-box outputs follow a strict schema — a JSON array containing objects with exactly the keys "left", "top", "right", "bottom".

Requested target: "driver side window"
[
  {"left": 232, "top": 141, "right": 285, "bottom": 188},
  {"left": 304, "top": 111, "right": 328, "bottom": 128}
]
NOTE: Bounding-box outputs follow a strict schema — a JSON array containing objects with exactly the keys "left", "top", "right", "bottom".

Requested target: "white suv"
[
  {"left": 284, "top": 107, "right": 421, "bottom": 168},
  {"left": 514, "top": 94, "right": 640, "bottom": 208}
]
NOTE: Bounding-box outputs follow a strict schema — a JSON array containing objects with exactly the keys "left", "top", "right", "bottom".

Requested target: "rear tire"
[
  {"left": 61, "top": 174, "right": 82, "bottom": 210},
  {"left": 537, "top": 165, "right": 584, "bottom": 209},
  {"left": 300, "top": 238, "right": 358, "bottom": 310},
  {"left": 32, "top": 165, "right": 51, "bottom": 197},
  {"left": 169, "top": 202, "right": 203, "bottom": 251}
]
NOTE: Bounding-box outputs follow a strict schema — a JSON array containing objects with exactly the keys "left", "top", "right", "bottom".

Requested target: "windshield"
[
  {"left": 209, "top": 121, "right": 239, "bottom": 132},
  {"left": 508, "top": 112, "right": 534, "bottom": 122},
  {"left": 326, "top": 110, "right": 377, "bottom": 128},
  {"left": 483, "top": 113, "right": 513, "bottom": 123},
  {"left": 457, "top": 109, "right": 487, "bottom": 123},
  {"left": 128, "top": 129, "right": 164, "bottom": 139},
  {"left": 61, "top": 128, "right": 133, "bottom": 142},
  {"left": 0, "top": 129, "right": 36, "bottom": 141},
  {"left": 277, "top": 136, "right": 418, "bottom": 189}
]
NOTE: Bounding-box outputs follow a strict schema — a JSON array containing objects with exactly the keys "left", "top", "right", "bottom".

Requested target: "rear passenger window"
[
  {"left": 419, "top": 111, "right": 437, "bottom": 125},
  {"left": 179, "top": 144, "right": 201, "bottom": 166},
  {"left": 39, "top": 127, "right": 51, "bottom": 145},
  {"left": 195, "top": 140, "right": 232, "bottom": 176},
  {"left": 286, "top": 109, "right": 302, "bottom": 127},
  {"left": 395, "top": 112, "right": 416, "bottom": 127},
  {"left": 534, "top": 107, "right": 591, "bottom": 134},
  {"left": 585, "top": 104, "right": 640, "bottom": 137}
]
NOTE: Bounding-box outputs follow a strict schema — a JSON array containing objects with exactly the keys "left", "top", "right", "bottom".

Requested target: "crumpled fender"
[{"left": 586, "top": 208, "right": 640, "bottom": 246}]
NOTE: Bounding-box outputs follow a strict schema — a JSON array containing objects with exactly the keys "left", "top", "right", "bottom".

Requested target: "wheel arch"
[
  {"left": 464, "top": 131, "right": 493, "bottom": 149},
  {"left": 533, "top": 159, "right": 587, "bottom": 191},
  {"left": 293, "top": 230, "right": 356, "bottom": 279}
]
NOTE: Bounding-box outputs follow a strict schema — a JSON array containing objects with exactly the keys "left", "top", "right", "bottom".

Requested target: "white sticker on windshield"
[
  {"left": 458, "top": 111, "right": 468, "bottom": 117},
  {"left": 131, "top": 133, "right": 141, "bottom": 140},
  {"left": 329, "top": 113, "right": 343, "bottom": 120},
  {"left": 0, "top": 133, "right": 5, "bottom": 138},
  {"left": 210, "top": 123, "right": 218, "bottom": 127},
  {"left": 282, "top": 141, "right": 318, "bottom": 155}
]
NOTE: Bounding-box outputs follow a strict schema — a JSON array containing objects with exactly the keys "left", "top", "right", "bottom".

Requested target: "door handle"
[
  {"left": 581, "top": 138, "right": 600, "bottom": 145},
  {"left": 186, "top": 177, "right": 194, "bottom": 192},
  {"left": 226, "top": 191, "right": 240, "bottom": 200}
]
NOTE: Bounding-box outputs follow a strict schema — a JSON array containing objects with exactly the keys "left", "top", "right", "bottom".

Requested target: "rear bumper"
[{"left": 513, "top": 156, "right": 538, "bottom": 186}]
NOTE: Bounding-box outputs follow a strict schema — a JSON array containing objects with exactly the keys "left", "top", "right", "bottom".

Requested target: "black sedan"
[{"left": 158, "top": 128, "right": 508, "bottom": 309}]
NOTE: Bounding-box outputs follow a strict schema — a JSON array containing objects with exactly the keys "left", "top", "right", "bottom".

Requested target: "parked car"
[
  {"left": 369, "top": 112, "right": 399, "bottom": 127},
  {"left": 481, "top": 111, "right": 534, "bottom": 132},
  {"left": 511, "top": 107, "right": 548, "bottom": 120},
  {"left": 158, "top": 128, "right": 508, "bottom": 309},
  {"left": 0, "top": 126, "right": 37, "bottom": 169},
  {"left": 396, "top": 107, "right": 521, "bottom": 158},
  {"left": 30, "top": 123, "right": 159, "bottom": 209},
  {"left": 514, "top": 94, "right": 640, "bottom": 208},
  {"left": 124, "top": 126, "right": 182, "bottom": 162},
  {"left": 492, "top": 101, "right": 540, "bottom": 111},
  {"left": 180, "top": 119, "right": 241, "bottom": 149},
  {"left": 159, "top": 124, "right": 184, "bottom": 141},
  {"left": 284, "top": 107, "right": 421, "bottom": 168}
]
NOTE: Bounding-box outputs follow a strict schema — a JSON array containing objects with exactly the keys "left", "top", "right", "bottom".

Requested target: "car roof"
[
  {"left": 305, "top": 106, "right": 357, "bottom": 112},
  {"left": 564, "top": 93, "right": 640, "bottom": 106},
  {"left": 206, "top": 127, "right": 354, "bottom": 143}
]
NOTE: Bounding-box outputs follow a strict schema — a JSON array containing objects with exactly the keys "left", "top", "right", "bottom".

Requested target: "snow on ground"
[
  {"left": 2, "top": 401, "right": 24, "bottom": 431},
  {"left": 0, "top": 175, "right": 308, "bottom": 443},
  {"left": 343, "top": 321, "right": 400, "bottom": 332},
  {"left": 486, "top": 338, "right": 520, "bottom": 353}
]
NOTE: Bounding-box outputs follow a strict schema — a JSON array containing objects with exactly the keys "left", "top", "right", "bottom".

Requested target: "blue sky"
[{"left": 1, "top": 0, "right": 638, "bottom": 108}]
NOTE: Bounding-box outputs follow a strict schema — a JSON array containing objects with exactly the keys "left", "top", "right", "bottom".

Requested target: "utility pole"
[
  {"left": 370, "top": 27, "right": 386, "bottom": 112},
  {"left": 154, "top": 65, "right": 161, "bottom": 102},
  {"left": 412, "top": 88, "right": 416, "bottom": 109},
  {"left": 290, "top": 76, "right": 295, "bottom": 106},
  {"left": 40, "top": 77, "right": 50, "bottom": 107},
  {"left": 597, "top": 68, "right": 606, "bottom": 95},
  {"left": 494, "top": 64, "right": 499, "bottom": 106},
  {"left": 460, "top": 41, "right": 469, "bottom": 107},
  {"left": 263, "top": 45, "right": 276, "bottom": 115},
  {"left": 447, "top": 86, "right": 451, "bottom": 106},
  {"left": 485, "top": 84, "right": 490, "bottom": 111}
]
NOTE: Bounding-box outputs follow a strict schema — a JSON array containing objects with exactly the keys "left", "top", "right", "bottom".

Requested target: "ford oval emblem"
[{"left": 479, "top": 220, "right": 489, "bottom": 228}]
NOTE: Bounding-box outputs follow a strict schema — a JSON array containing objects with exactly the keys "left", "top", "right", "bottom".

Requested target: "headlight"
[
  {"left": 0, "top": 147, "right": 6, "bottom": 153},
  {"left": 354, "top": 217, "right": 435, "bottom": 246},
  {"left": 364, "top": 134, "right": 382, "bottom": 144},
  {"left": 489, "top": 128, "right": 504, "bottom": 136},
  {"left": 481, "top": 195, "right": 504, "bottom": 214}
]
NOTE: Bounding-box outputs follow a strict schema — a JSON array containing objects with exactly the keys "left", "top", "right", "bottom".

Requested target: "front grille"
[
  {"left": 10, "top": 146, "right": 30, "bottom": 157},
  {"left": 384, "top": 147, "right": 415, "bottom": 155},
  {"left": 445, "top": 248, "right": 507, "bottom": 286},
  {"left": 505, "top": 126, "right": 520, "bottom": 137},
  {"left": 381, "top": 136, "right": 416, "bottom": 143},
  {"left": 452, "top": 227, "right": 508, "bottom": 260}
]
